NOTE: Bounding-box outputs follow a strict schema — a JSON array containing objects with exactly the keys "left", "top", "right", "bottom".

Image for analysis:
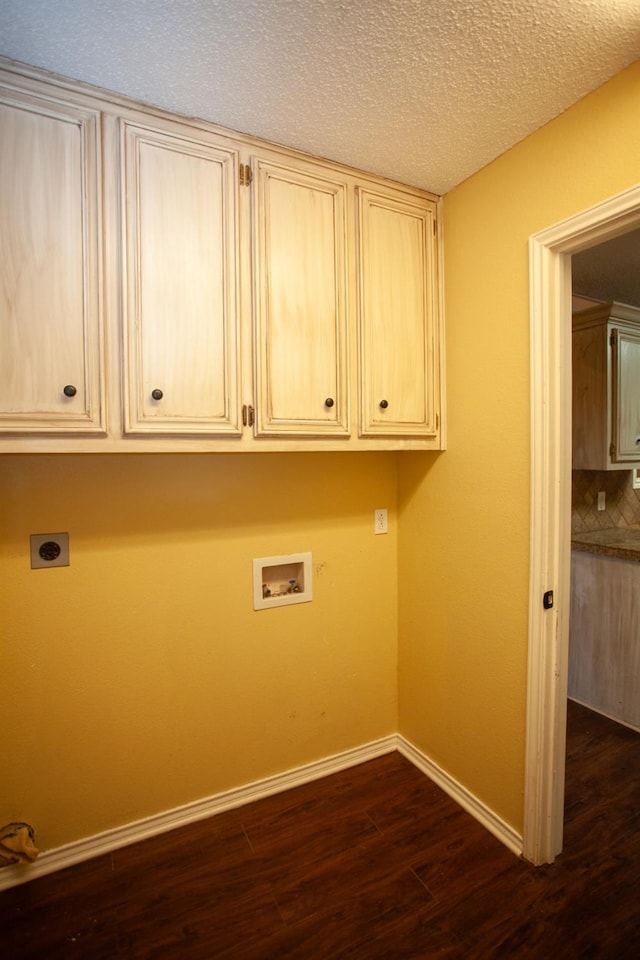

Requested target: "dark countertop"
[{"left": 571, "top": 527, "right": 640, "bottom": 562}]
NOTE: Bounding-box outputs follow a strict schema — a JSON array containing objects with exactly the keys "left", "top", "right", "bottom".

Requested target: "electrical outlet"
[
  {"left": 30, "top": 533, "right": 70, "bottom": 569},
  {"left": 597, "top": 491, "right": 606, "bottom": 511},
  {"left": 374, "top": 508, "right": 388, "bottom": 535}
]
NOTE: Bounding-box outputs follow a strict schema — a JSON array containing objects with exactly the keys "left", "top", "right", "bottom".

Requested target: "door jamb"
[{"left": 524, "top": 184, "right": 640, "bottom": 864}]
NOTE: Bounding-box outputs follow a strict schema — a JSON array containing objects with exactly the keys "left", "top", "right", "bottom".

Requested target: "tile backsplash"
[{"left": 572, "top": 469, "right": 640, "bottom": 532}]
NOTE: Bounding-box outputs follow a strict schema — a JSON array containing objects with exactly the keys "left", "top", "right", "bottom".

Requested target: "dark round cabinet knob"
[
  {"left": 379, "top": 399, "right": 389, "bottom": 409},
  {"left": 151, "top": 388, "right": 164, "bottom": 401},
  {"left": 325, "top": 397, "right": 335, "bottom": 408},
  {"left": 63, "top": 384, "right": 77, "bottom": 398}
]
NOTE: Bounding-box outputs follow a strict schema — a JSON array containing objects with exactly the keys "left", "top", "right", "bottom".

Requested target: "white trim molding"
[
  {"left": 1, "top": 729, "right": 526, "bottom": 891},
  {"left": 525, "top": 184, "right": 640, "bottom": 865},
  {"left": 398, "top": 736, "right": 523, "bottom": 857},
  {"left": 0, "top": 735, "right": 396, "bottom": 891}
]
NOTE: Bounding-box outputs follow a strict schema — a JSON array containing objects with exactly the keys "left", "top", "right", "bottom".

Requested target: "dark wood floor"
[{"left": 3, "top": 700, "right": 640, "bottom": 958}]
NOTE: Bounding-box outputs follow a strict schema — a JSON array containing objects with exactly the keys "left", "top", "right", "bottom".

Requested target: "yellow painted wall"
[
  {"left": 2, "top": 452, "right": 398, "bottom": 849},
  {"left": 4, "top": 59, "right": 640, "bottom": 859},
  {"left": 398, "top": 59, "right": 640, "bottom": 832}
]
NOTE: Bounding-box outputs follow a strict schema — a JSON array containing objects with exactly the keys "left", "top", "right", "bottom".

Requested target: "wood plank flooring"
[{"left": 3, "top": 700, "right": 640, "bottom": 958}]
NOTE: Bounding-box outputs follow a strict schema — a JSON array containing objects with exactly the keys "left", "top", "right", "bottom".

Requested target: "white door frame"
[{"left": 524, "top": 184, "right": 640, "bottom": 865}]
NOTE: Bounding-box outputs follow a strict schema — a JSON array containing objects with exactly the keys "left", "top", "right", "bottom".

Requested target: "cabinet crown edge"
[{"left": 0, "top": 55, "right": 441, "bottom": 203}]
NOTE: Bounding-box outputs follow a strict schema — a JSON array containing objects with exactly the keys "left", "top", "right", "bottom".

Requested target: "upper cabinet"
[
  {"left": 251, "top": 155, "right": 349, "bottom": 437},
  {"left": 0, "top": 58, "right": 445, "bottom": 453},
  {"left": 573, "top": 301, "right": 640, "bottom": 469},
  {"left": 614, "top": 326, "right": 640, "bottom": 462},
  {"left": 120, "top": 115, "right": 241, "bottom": 436},
  {"left": 357, "top": 187, "right": 438, "bottom": 438},
  {"left": 0, "top": 81, "right": 105, "bottom": 434}
]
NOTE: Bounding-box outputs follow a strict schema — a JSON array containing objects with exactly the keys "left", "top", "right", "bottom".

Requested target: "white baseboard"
[
  {"left": 1, "top": 731, "right": 523, "bottom": 891},
  {"left": 568, "top": 695, "right": 640, "bottom": 734},
  {"left": 0, "top": 735, "right": 396, "bottom": 891},
  {"left": 397, "top": 734, "right": 523, "bottom": 857}
]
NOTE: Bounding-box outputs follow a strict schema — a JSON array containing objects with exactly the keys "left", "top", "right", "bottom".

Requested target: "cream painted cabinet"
[
  {"left": 251, "top": 156, "right": 349, "bottom": 437},
  {"left": 120, "top": 116, "right": 241, "bottom": 435},
  {"left": 613, "top": 326, "right": 640, "bottom": 462},
  {"left": 357, "top": 188, "right": 438, "bottom": 437},
  {"left": 0, "top": 83, "right": 105, "bottom": 433},
  {"left": 0, "top": 57, "right": 444, "bottom": 453},
  {"left": 569, "top": 549, "right": 640, "bottom": 731},
  {"left": 573, "top": 301, "right": 640, "bottom": 469}
]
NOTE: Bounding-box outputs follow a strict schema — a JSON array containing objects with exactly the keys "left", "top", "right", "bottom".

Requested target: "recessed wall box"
[{"left": 253, "top": 552, "right": 312, "bottom": 610}]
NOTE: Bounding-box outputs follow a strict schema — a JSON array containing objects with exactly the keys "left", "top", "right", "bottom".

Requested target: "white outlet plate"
[
  {"left": 374, "top": 508, "right": 388, "bottom": 534},
  {"left": 30, "top": 532, "right": 70, "bottom": 569}
]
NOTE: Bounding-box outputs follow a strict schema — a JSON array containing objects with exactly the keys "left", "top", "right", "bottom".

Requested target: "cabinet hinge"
[
  {"left": 242, "top": 404, "right": 255, "bottom": 427},
  {"left": 610, "top": 441, "right": 616, "bottom": 457},
  {"left": 610, "top": 331, "right": 616, "bottom": 347},
  {"left": 239, "top": 163, "right": 253, "bottom": 187}
]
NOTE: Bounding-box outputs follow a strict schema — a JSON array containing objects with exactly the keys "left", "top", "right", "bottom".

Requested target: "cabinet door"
[
  {"left": 121, "top": 118, "right": 240, "bottom": 435},
  {"left": 357, "top": 188, "right": 438, "bottom": 437},
  {"left": 252, "top": 158, "right": 349, "bottom": 436},
  {"left": 0, "top": 87, "right": 104, "bottom": 433},
  {"left": 613, "top": 328, "right": 640, "bottom": 462}
]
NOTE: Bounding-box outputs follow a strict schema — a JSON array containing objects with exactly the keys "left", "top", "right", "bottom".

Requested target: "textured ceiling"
[{"left": 1, "top": 0, "right": 639, "bottom": 194}]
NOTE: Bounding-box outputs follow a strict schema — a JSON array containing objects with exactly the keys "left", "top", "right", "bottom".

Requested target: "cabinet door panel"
[
  {"left": 0, "top": 90, "right": 104, "bottom": 432},
  {"left": 358, "top": 189, "right": 437, "bottom": 437},
  {"left": 122, "top": 120, "right": 240, "bottom": 434},
  {"left": 253, "top": 159, "right": 349, "bottom": 436},
  {"left": 614, "top": 329, "right": 640, "bottom": 461}
]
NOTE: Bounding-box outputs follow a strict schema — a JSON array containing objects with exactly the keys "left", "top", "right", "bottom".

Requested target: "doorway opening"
[{"left": 524, "top": 184, "right": 640, "bottom": 865}]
